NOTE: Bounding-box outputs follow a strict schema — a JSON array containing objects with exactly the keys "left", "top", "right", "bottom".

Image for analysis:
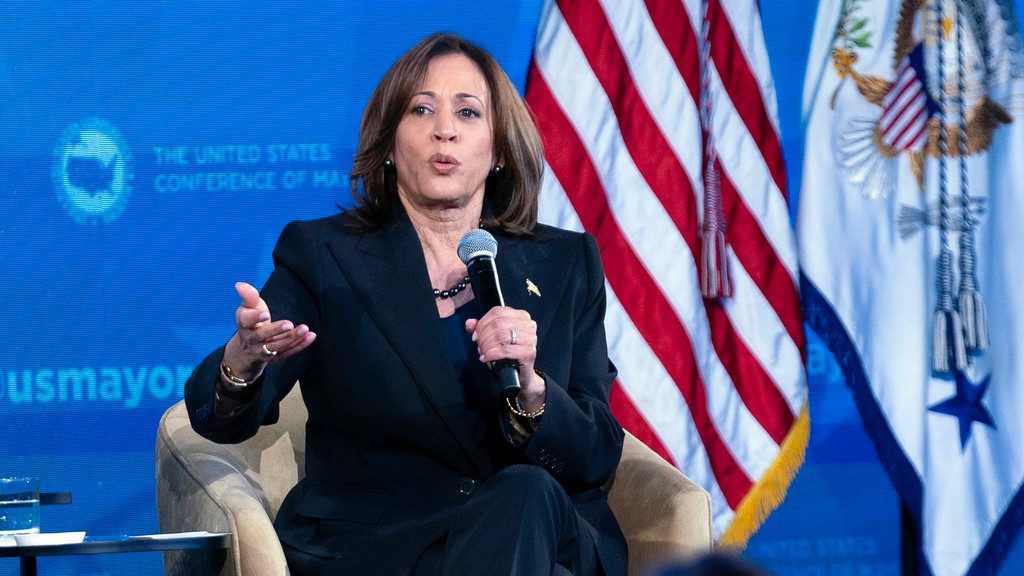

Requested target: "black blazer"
[{"left": 185, "top": 212, "right": 627, "bottom": 575}]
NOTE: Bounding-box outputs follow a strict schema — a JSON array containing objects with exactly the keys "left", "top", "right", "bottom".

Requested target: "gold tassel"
[{"left": 720, "top": 407, "right": 810, "bottom": 549}]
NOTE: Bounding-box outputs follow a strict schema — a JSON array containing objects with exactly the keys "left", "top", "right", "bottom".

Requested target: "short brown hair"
[{"left": 348, "top": 33, "right": 543, "bottom": 236}]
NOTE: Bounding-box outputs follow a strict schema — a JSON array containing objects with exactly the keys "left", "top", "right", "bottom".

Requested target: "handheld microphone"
[{"left": 457, "top": 229, "right": 521, "bottom": 399}]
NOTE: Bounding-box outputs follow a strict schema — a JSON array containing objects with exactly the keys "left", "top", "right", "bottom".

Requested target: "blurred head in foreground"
[{"left": 655, "top": 551, "right": 772, "bottom": 576}]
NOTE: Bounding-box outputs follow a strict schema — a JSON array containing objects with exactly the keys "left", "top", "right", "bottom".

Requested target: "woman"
[{"left": 185, "top": 33, "right": 626, "bottom": 576}]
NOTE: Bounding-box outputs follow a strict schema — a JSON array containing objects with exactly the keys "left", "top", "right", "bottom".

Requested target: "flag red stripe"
[
  {"left": 901, "top": 118, "right": 928, "bottom": 150},
  {"left": 556, "top": 0, "right": 797, "bottom": 438},
  {"left": 609, "top": 381, "right": 676, "bottom": 465},
  {"left": 718, "top": 163, "right": 806, "bottom": 355},
  {"left": 889, "top": 107, "right": 926, "bottom": 149},
  {"left": 527, "top": 65, "right": 753, "bottom": 507},
  {"left": 881, "top": 65, "right": 915, "bottom": 109},
  {"left": 705, "top": 0, "right": 787, "bottom": 198},
  {"left": 555, "top": 0, "right": 698, "bottom": 241},
  {"left": 706, "top": 299, "right": 795, "bottom": 443},
  {"left": 641, "top": 0, "right": 804, "bottom": 350},
  {"left": 642, "top": 0, "right": 787, "bottom": 200},
  {"left": 881, "top": 85, "right": 923, "bottom": 135},
  {"left": 642, "top": 0, "right": 700, "bottom": 96}
]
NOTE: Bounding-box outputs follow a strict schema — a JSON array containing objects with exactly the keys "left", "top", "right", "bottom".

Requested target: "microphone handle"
[
  {"left": 466, "top": 254, "right": 522, "bottom": 400},
  {"left": 492, "top": 360, "right": 522, "bottom": 400}
]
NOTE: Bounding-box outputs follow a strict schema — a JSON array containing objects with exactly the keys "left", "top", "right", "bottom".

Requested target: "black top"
[
  {"left": 440, "top": 300, "right": 507, "bottom": 470},
  {"left": 439, "top": 301, "right": 490, "bottom": 412}
]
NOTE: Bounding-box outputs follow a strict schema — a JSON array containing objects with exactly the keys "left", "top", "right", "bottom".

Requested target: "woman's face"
[{"left": 393, "top": 53, "right": 495, "bottom": 211}]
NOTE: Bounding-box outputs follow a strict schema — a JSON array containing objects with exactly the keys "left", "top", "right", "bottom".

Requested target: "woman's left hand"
[{"left": 465, "top": 306, "right": 545, "bottom": 411}]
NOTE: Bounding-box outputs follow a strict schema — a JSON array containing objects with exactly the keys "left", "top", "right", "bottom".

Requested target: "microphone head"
[{"left": 457, "top": 229, "right": 498, "bottom": 263}]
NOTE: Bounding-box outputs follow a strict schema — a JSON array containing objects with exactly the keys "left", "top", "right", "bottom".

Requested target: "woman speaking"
[{"left": 185, "top": 33, "right": 627, "bottom": 576}]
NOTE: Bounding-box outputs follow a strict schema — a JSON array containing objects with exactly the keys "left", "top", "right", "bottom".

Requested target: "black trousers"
[
  {"left": 411, "top": 465, "right": 599, "bottom": 576},
  {"left": 284, "top": 464, "right": 600, "bottom": 576}
]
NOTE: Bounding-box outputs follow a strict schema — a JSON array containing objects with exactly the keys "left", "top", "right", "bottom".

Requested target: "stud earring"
[
  {"left": 492, "top": 164, "right": 503, "bottom": 173},
  {"left": 384, "top": 158, "right": 394, "bottom": 167}
]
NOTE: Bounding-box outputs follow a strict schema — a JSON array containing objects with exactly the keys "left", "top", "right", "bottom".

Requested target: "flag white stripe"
[
  {"left": 707, "top": 65, "right": 800, "bottom": 282},
  {"left": 881, "top": 83, "right": 924, "bottom": 133},
  {"left": 539, "top": 165, "right": 736, "bottom": 528},
  {"left": 722, "top": 249, "right": 808, "bottom": 415},
  {"left": 596, "top": 0, "right": 705, "bottom": 216},
  {"left": 535, "top": 10, "right": 780, "bottom": 479},
  {"left": 882, "top": 95, "right": 924, "bottom": 142},
  {"left": 597, "top": 0, "right": 803, "bottom": 377},
  {"left": 881, "top": 64, "right": 916, "bottom": 109},
  {"left": 892, "top": 110, "right": 927, "bottom": 149},
  {"left": 704, "top": 0, "right": 782, "bottom": 134}
]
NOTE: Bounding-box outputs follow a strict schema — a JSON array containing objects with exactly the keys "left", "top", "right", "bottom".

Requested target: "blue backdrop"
[{"left": 1, "top": 2, "right": 1021, "bottom": 574}]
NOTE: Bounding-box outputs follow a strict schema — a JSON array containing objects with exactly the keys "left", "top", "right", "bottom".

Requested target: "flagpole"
[{"left": 900, "top": 501, "right": 922, "bottom": 575}]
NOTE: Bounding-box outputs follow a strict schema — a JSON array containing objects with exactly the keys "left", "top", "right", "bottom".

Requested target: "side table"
[{"left": 0, "top": 532, "right": 230, "bottom": 576}]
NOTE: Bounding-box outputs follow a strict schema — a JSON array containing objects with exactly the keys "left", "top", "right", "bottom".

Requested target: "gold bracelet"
[
  {"left": 220, "top": 361, "right": 258, "bottom": 388},
  {"left": 506, "top": 396, "right": 545, "bottom": 419},
  {"left": 507, "top": 411, "right": 535, "bottom": 439}
]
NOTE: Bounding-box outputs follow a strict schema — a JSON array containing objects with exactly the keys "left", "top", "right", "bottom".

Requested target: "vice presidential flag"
[
  {"left": 527, "top": 0, "right": 808, "bottom": 543},
  {"left": 799, "top": 0, "right": 1024, "bottom": 574}
]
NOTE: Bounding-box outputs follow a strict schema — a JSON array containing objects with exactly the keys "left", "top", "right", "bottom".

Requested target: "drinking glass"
[{"left": 0, "top": 477, "right": 40, "bottom": 535}]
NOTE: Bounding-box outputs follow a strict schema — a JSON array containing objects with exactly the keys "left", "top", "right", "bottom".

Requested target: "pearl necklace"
[{"left": 433, "top": 276, "right": 471, "bottom": 299}]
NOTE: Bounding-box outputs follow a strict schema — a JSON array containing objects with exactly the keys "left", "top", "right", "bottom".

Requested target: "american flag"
[
  {"left": 526, "top": 0, "right": 808, "bottom": 541},
  {"left": 879, "top": 44, "right": 932, "bottom": 151}
]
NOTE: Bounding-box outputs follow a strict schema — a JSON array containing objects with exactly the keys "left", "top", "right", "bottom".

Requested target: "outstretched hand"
[{"left": 222, "top": 282, "right": 316, "bottom": 379}]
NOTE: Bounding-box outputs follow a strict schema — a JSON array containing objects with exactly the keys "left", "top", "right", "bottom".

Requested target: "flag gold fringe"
[{"left": 718, "top": 405, "right": 810, "bottom": 549}]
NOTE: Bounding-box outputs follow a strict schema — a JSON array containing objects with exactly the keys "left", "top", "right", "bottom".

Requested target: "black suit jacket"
[{"left": 185, "top": 212, "right": 627, "bottom": 575}]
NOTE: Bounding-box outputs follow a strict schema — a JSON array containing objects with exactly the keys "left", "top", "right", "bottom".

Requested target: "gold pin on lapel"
[{"left": 526, "top": 279, "right": 541, "bottom": 297}]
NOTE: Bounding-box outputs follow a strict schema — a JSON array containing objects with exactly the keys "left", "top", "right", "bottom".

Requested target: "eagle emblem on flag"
[{"left": 829, "top": 0, "right": 1012, "bottom": 195}]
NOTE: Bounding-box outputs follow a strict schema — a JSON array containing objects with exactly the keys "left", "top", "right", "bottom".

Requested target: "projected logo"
[{"left": 52, "top": 118, "right": 133, "bottom": 224}]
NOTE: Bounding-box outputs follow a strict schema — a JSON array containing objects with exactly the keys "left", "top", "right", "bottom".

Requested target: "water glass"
[{"left": 0, "top": 477, "right": 40, "bottom": 535}]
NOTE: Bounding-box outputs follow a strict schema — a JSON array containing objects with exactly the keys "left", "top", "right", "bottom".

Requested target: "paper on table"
[
  {"left": 14, "top": 532, "right": 86, "bottom": 546},
  {"left": 0, "top": 532, "right": 87, "bottom": 546},
  {"left": 130, "top": 531, "right": 228, "bottom": 540}
]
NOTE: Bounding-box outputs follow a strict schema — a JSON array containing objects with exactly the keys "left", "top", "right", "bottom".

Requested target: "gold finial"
[
  {"left": 526, "top": 279, "right": 541, "bottom": 297},
  {"left": 941, "top": 16, "right": 953, "bottom": 39}
]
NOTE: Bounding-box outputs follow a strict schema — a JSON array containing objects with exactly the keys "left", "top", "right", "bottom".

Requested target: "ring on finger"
[
  {"left": 509, "top": 328, "right": 518, "bottom": 346},
  {"left": 262, "top": 343, "right": 278, "bottom": 357}
]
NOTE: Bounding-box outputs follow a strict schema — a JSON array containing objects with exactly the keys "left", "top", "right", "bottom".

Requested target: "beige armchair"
[{"left": 156, "top": 387, "right": 711, "bottom": 576}]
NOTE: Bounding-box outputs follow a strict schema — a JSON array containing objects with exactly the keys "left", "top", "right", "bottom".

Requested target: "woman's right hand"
[{"left": 221, "top": 282, "right": 317, "bottom": 380}]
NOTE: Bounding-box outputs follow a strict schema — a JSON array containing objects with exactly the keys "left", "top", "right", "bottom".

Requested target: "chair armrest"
[
  {"left": 156, "top": 401, "right": 288, "bottom": 576},
  {"left": 608, "top": 433, "right": 712, "bottom": 576}
]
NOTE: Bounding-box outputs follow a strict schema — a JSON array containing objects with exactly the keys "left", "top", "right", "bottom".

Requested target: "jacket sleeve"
[
  {"left": 513, "top": 232, "right": 624, "bottom": 491},
  {"left": 184, "top": 220, "right": 323, "bottom": 444}
]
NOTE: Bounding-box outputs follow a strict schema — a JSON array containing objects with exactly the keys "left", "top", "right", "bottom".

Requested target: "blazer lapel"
[{"left": 327, "top": 216, "right": 483, "bottom": 472}]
